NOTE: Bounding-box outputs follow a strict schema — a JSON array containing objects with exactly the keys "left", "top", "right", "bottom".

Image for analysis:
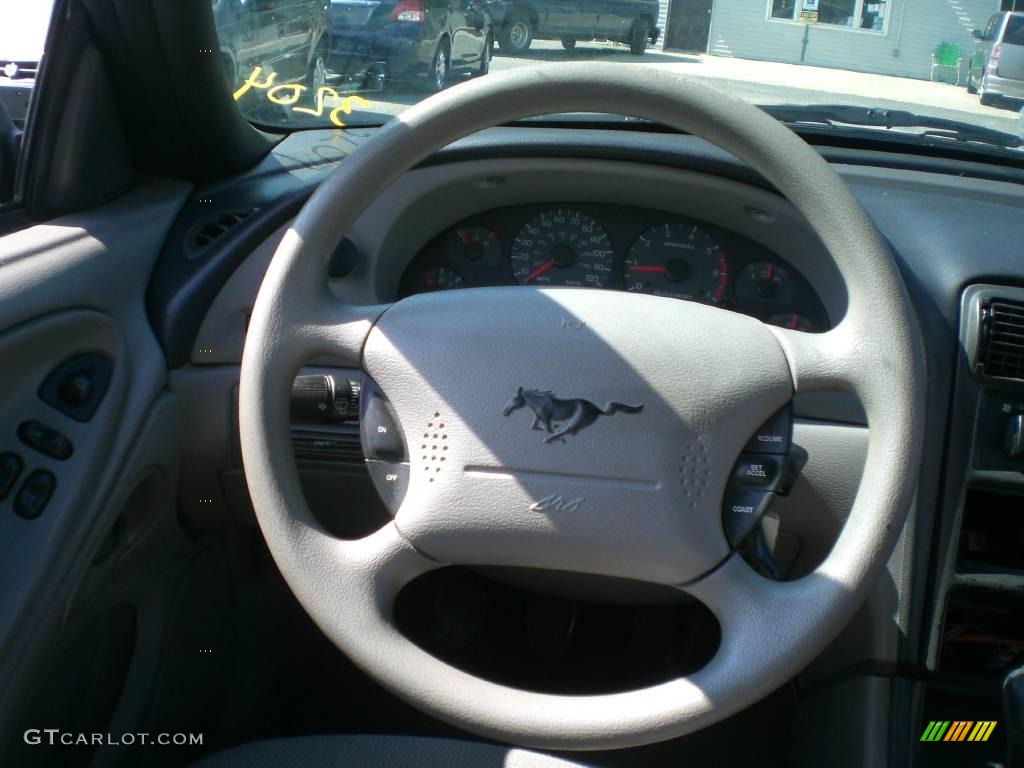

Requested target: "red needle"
[
  {"left": 790, "top": 314, "right": 798, "bottom": 330},
  {"left": 524, "top": 261, "right": 555, "bottom": 283},
  {"left": 628, "top": 265, "right": 666, "bottom": 273}
]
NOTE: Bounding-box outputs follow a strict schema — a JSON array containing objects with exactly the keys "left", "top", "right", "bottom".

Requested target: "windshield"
[
  {"left": 214, "top": 0, "right": 1024, "bottom": 152},
  {"left": 0, "top": 0, "right": 54, "bottom": 62}
]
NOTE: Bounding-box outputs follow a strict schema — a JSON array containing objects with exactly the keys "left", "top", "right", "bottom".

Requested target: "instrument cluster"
[{"left": 398, "top": 203, "right": 828, "bottom": 332}]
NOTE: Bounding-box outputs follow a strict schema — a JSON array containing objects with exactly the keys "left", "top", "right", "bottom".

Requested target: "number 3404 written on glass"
[{"left": 233, "top": 67, "right": 370, "bottom": 128}]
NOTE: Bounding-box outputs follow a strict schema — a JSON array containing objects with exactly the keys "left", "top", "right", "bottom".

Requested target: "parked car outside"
[
  {"left": 328, "top": 0, "right": 492, "bottom": 92},
  {"left": 213, "top": 0, "right": 331, "bottom": 91},
  {"left": 967, "top": 11, "right": 1024, "bottom": 107},
  {"left": 0, "top": 0, "right": 54, "bottom": 129},
  {"left": 485, "top": 0, "right": 659, "bottom": 56}
]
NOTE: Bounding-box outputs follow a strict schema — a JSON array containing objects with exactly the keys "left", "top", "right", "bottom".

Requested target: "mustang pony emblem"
[{"left": 502, "top": 387, "right": 644, "bottom": 443}]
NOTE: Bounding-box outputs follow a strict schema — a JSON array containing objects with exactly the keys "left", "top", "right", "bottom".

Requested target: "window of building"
[
  {"left": 770, "top": 0, "right": 797, "bottom": 20},
  {"left": 767, "top": 0, "right": 888, "bottom": 33}
]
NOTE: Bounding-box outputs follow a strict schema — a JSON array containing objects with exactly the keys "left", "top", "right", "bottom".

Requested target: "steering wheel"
[{"left": 239, "top": 63, "right": 924, "bottom": 750}]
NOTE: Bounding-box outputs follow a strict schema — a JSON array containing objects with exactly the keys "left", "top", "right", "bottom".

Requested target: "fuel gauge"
[
  {"left": 736, "top": 261, "right": 794, "bottom": 303},
  {"left": 443, "top": 226, "right": 503, "bottom": 266},
  {"left": 418, "top": 267, "right": 465, "bottom": 292},
  {"left": 768, "top": 312, "right": 815, "bottom": 332}
]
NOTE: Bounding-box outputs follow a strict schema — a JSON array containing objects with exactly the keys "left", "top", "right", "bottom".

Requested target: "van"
[{"left": 967, "top": 11, "right": 1024, "bottom": 106}]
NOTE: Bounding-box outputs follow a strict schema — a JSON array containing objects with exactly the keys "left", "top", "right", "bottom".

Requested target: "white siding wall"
[{"left": 707, "top": 0, "right": 999, "bottom": 80}]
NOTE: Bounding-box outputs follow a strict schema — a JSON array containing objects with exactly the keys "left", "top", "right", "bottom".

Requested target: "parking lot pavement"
[{"left": 353, "top": 40, "right": 1022, "bottom": 137}]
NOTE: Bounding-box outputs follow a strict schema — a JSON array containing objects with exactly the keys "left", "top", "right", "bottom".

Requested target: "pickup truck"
[{"left": 485, "top": 0, "right": 660, "bottom": 55}]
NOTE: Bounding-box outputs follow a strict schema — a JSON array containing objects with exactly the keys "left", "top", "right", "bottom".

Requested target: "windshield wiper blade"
[{"left": 759, "top": 104, "right": 1022, "bottom": 149}]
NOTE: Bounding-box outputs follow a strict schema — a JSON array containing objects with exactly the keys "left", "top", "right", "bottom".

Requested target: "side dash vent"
[
  {"left": 980, "top": 298, "right": 1024, "bottom": 381},
  {"left": 188, "top": 208, "right": 258, "bottom": 256}
]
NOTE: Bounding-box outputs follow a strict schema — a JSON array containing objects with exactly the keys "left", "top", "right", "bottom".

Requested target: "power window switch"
[{"left": 15, "top": 470, "right": 56, "bottom": 519}]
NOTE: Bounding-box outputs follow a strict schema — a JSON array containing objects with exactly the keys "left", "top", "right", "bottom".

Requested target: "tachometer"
[
  {"left": 624, "top": 223, "right": 729, "bottom": 304},
  {"left": 510, "top": 209, "right": 614, "bottom": 288}
]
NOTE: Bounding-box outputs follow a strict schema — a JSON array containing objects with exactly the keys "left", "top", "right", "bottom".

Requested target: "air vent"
[
  {"left": 291, "top": 428, "right": 364, "bottom": 465},
  {"left": 189, "top": 208, "right": 258, "bottom": 254},
  {"left": 980, "top": 298, "right": 1024, "bottom": 380}
]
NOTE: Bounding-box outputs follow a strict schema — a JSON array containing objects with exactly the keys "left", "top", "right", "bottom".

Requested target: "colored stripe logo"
[{"left": 920, "top": 721, "right": 997, "bottom": 742}]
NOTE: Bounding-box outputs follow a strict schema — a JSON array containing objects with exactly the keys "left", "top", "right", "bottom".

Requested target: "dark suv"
[
  {"left": 214, "top": 0, "right": 332, "bottom": 90},
  {"left": 485, "top": 0, "right": 659, "bottom": 55},
  {"left": 328, "top": 0, "right": 493, "bottom": 92}
]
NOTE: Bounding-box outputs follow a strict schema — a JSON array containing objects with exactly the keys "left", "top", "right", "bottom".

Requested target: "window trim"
[{"left": 765, "top": 0, "right": 892, "bottom": 37}]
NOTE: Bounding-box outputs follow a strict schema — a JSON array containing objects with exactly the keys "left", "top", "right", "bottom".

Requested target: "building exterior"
[{"left": 664, "top": 0, "right": 1012, "bottom": 81}]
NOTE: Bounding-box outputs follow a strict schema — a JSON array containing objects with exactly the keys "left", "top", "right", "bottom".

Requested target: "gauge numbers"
[
  {"left": 625, "top": 223, "right": 729, "bottom": 304},
  {"left": 510, "top": 209, "right": 614, "bottom": 288}
]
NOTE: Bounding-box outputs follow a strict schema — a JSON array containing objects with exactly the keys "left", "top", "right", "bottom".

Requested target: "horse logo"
[{"left": 502, "top": 387, "right": 643, "bottom": 443}]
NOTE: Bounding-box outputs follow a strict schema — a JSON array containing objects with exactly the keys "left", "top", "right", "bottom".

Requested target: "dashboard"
[
  {"left": 398, "top": 203, "right": 829, "bottom": 332},
  {"left": 143, "top": 124, "right": 1024, "bottom": 768}
]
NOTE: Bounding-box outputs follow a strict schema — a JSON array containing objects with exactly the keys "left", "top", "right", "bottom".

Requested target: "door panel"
[
  {"left": 448, "top": 0, "right": 473, "bottom": 65},
  {"left": 0, "top": 178, "right": 191, "bottom": 747},
  {"left": 274, "top": 0, "right": 318, "bottom": 79}
]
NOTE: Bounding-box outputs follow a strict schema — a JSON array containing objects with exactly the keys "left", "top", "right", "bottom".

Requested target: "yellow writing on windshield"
[{"left": 233, "top": 67, "right": 370, "bottom": 128}]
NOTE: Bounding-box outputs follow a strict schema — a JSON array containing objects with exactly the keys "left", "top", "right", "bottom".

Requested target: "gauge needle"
[
  {"left": 628, "top": 265, "right": 665, "bottom": 273},
  {"left": 524, "top": 261, "right": 555, "bottom": 283}
]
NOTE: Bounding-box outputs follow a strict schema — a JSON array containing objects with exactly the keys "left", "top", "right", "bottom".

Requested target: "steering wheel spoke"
[{"left": 769, "top": 323, "right": 859, "bottom": 396}]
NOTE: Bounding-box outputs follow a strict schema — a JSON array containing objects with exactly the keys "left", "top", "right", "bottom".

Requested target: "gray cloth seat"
[{"left": 193, "top": 735, "right": 588, "bottom": 767}]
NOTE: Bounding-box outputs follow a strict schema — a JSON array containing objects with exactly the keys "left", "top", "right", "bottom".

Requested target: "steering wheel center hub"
[{"left": 364, "top": 286, "right": 791, "bottom": 584}]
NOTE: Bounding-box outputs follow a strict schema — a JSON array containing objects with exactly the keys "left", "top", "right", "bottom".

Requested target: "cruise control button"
[
  {"left": 0, "top": 453, "right": 23, "bottom": 500},
  {"left": 362, "top": 396, "right": 406, "bottom": 460},
  {"left": 18, "top": 421, "right": 73, "bottom": 461},
  {"left": 745, "top": 404, "right": 792, "bottom": 454},
  {"left": 365, "top": 460, "right": 409, "bottom": 514},
  {"left": 15, "top": 470, "right": 56, "bottom": 519},
  {"left": 722, "top": 489, "right": 775, "bottom": 547},
  {"left": 732, "top": 453, "right": 784, "bottom": 490}
]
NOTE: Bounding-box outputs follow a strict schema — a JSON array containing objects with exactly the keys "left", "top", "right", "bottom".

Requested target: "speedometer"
[
  {"left": 625, "top": 223, "right": 729, "bottom": 304},
  {"left": 510, "top": 209, "right": 614, "bottom": 288}
]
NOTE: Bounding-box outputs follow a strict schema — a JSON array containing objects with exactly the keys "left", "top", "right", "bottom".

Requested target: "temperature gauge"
[{"left": 736, "top": 261, "right": 794, "bottom": 303}]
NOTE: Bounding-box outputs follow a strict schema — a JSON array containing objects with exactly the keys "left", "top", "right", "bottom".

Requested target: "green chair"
[{"left": 931, "top": 42, "right": 964, "bottom": 85}]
